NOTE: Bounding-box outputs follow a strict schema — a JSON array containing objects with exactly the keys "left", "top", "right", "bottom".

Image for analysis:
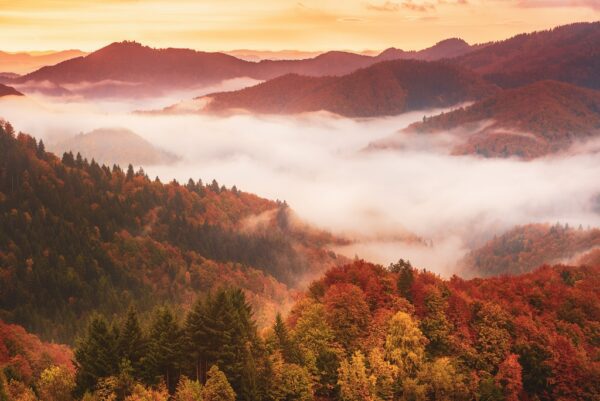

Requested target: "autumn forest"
[{"left": 0, "top": 4, "right": 599, "bottom": 401}]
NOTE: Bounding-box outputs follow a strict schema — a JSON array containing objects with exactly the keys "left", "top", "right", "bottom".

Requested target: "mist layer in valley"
[{"left": 1, "top": 93, "right": 599, "bottom": 276}]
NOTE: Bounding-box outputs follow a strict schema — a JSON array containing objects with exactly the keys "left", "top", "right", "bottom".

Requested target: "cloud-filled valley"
[{"left": 2, "top": 92, "right": 599, "bottom": 275}]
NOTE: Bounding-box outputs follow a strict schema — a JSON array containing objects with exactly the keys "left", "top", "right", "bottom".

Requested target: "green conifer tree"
[{"left": 74, "top": 315, "right": 119, "bottom": 394}]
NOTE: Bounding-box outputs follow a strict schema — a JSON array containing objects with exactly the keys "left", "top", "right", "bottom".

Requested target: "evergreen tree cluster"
[{"left": 73, "top": 288, "right": 312, "bottom": 401}]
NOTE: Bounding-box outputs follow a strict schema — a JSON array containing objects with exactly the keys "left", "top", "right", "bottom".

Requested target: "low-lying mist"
[{"left": 2, "top": 93, "right": 599, "bottom": 275}]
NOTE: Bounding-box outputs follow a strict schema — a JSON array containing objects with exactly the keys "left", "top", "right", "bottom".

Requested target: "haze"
[{"left": 0, "top": 0, "right": 598, "bottom": 52}]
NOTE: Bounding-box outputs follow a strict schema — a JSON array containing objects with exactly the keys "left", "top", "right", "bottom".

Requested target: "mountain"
[
  {"left": 388, "top": 80, "right": 600, "bottom": 158},
  {"left": 459, "top": 223, "right": 600, "bottom": 278},
  {"left": 224, "top": 49, "right": 326, "bottom": 61},
  {"left": 188, "top": 60, "right": 497, "bottom": 117},
  {"left": 10, "top": 39, "right": 480, "bottom": 98},
  {"left": 53, "top": 128, "right": 179, "bottom": 167},
  {"left": 8, "top": 22, "right": 598, "bottom": 98},
  {"left": 0, "top": 49, "right": 86, "bottom": 75},
  {"left": 251, "top": 50, "right": 377, "bottom": 80},
  {"left": 0, "top": 120, "right": 341, "bottom": 342},
  {"left": 378, "top": 38, "right": 478, "bottom": 62},
  {"left": 0, "top": 72, "right": 20, "bottom": 80},
  {"left": 454, "top": 22, "right": 600, "bottom": 89},
  {"left": 13, "top": 42, "right": 378, "bottom": 97},
  {"left": 0, "top": 83, "right": 23, "bottom": 97},
  {"left": 249, "top": 39, "right": 478, "bottom": 79},
  {"left": 12, "top": 41, "right": 252, "bottom": 97}
]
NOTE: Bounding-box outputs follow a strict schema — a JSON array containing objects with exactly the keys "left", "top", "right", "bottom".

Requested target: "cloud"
[
  {"left": 337, "top": 17, "right": 367, "bottom": 22},
  {"left": 367, "top": 1, "right": 436, "bottom": 12},
  {"left": 367, "top": 1, "right": 402, "bottom": 11},
  {"left": 516, "top": 0, "right": 600, "bottom": 10},
  {"left": 0, "top": 93, "right": 599, "bottom": 277},
  {"left": 437, "top": 0, "right": 468, "bottom": 5}
]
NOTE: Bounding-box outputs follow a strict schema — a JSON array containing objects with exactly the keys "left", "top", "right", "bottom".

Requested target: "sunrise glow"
[{"left": 0, "top": 0, "right": 598, "bottom": 52}]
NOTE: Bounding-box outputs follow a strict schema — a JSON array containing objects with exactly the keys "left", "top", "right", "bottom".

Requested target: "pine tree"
[
  {"left": 126, "top": 164, "right": 135, "bottom": 181},
  {"left": 395, "top": 261, "right": 414, "bottom": 302},
  {"left": 117, "top": 307, "right": 147, "bottom": 380},
  {"left": 37, "top": 139, "right": 46, "bottom": 158},
  {"left": 186, "top": 289, "right": 257, "bottom": 395},
  {"left": 74, "top": 315, "right": 119, "bottom": 394},
  {"left": 217, "top": 289, "right": 257, "bottom": 395},
  {"left": 273, "top": 313, "right": 297, "bottom": 363},
  {"left": 238, "top": 348, "right": 259, "bottom": 401},
  {"left": 210, "top": 179, "right": 220, "bottom": 193},
  {"left": 185, "top": 297, "right": 211, "bottom": 382},
  {"left": 144, "top": 307, "right": 183, "bottom": 392}
]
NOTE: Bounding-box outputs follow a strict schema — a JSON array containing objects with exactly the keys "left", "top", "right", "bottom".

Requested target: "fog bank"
[{"left": 1, "top": 94, "right": 599, "bottom": 275}]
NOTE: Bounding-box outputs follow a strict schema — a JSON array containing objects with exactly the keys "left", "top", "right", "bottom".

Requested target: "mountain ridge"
[
  {"left": 400, "top": 80, "right": 600, "bottom": 158},
  {"left": 454, "top": 21, "right": 600, "bottom": 89},
  {"left": 10, "top": 38, "right": 481, "bottom": 98},
  {"left": 179, "top": 59, "right": 497, "bottom": 117},
  {"left": 458, "top": 223, "right": 600, "bottom": 277}
]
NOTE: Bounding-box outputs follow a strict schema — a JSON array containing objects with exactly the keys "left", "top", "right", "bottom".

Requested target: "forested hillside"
[
  {"left": 402, "top": 80, "right": 600, "bottom": 158},
  {"left": 459, "top": 223, "right": 600, "bottom": 277},
  {"left": 5, "top": 260, "right": 596, "bottom": 401},
  {"left": 197, "top": 60, "right": 496, "bottom": 117},
  {"left": 0, "top": 319, "right": 73, "bottom": 382},
  {"left": 0, "top": 120, "right": 340, "bottom": 342},
  {"left": 454, "top": 22, "right": 600, "bottom": 89}
]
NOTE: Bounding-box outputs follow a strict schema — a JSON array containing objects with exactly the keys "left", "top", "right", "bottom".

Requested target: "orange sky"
[{"left": 0, "top": 0, "right": 598, "bottom": 52}]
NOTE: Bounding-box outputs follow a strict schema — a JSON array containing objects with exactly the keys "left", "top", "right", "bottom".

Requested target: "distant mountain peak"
[
  {"left": 435, "top": 37, "right": 469, "bottom": 46},
  {"left": 195, "top": 58, "right": 496, "bottom": 117},
  {"left": 90, "top": 40, "right": 150, "bottom": 57},
  {"left": 377, "top": 47, "right": 407, "bottom": 59},
  {"left": 103, "top": 40, "right": 145, "bottom": 49}
]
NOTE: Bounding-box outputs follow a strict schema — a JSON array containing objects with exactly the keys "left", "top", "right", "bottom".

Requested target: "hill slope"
[
  {"left": 252, "top": 38, "right": 478, "bottom": 78},
  {"left": 402, "top": 80, "right": 600, "bottom": 158},
  {"left": 459, "top": 223, "right": 600, "bottom": 277},
  {"left": 0, "top": 83, "right": 23, "bottom": 97},
  {"left": 0, "top": 120, "right": 340, "bottom": 342},
  {"left": 53, "top": 128, "right": 178, "bottom": 167},
  {"left": 378, "top": 38, "right": 478, "bottom": 62},
  {"left": 195, "top": 60, "right": 497, "bottom": 117},
  {"left": 454, "top": 22, "right": 600, "bottom": 89},
  {"left": 0, "top": 320, "right": 73, "bottom": 381},
  {"left": 282, "top": 260, "right": 600, "bottom": 400},
  {"left": 13, "top": 41, "right": 252, "bottom": 97}
]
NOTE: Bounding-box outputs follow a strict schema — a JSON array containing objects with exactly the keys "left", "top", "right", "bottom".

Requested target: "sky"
[{"left": 0, "top": 0, "right": 598, "bottom": 52}]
